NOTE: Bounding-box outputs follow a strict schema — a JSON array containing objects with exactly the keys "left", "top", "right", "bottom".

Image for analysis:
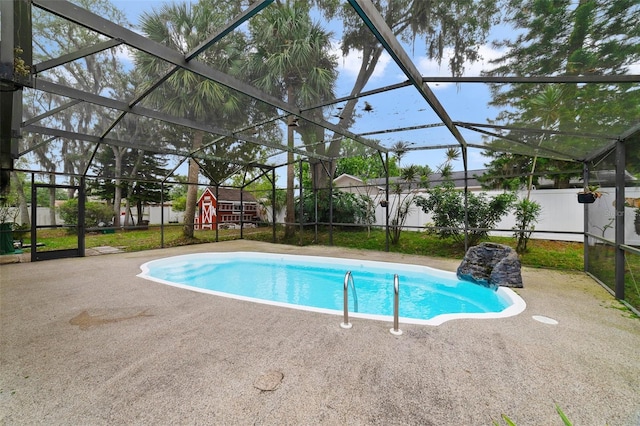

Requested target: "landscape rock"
[{"left": 457, "top": 242, "right": 523, "bottom": 289}]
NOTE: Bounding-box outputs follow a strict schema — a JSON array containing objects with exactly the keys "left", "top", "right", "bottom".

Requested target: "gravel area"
[{"left": 1, "top": 240, "right": 639, "bottom": 425}]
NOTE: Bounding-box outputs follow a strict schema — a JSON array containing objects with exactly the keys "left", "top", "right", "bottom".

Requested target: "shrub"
[
  {"left": 296, "top": 189, "right": 374, "bottom": 228},
  {"left": 58, "top": 198, "right": 114, "bottom": 233},
  {"left": 386, "top": 165, "right": 430, "bottom": 245},
  {"left": 513, "top": 198, "right": 542, "bottom": 253},
  {"left": 415, "top": 182, "right": 516, "bottom": 246}
]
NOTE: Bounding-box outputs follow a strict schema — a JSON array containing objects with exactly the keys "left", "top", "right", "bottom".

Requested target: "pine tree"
[{"left": 482, "top": 0, "right": 640, "bottom": 186}]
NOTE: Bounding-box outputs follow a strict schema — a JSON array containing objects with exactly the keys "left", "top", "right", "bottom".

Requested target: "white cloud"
[
  {"left": 627, "top": 61, "right": 640, "bottom": 75},
  {"left": 333, "top": 41, "right": 392, "bottom": 82},
  {"left": 416, "top": 45, "right": 505, "bottom": 90}
]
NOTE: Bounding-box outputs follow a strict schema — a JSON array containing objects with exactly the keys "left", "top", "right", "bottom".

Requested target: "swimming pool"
[{"left": 137, "top": 252, "right": 526, "bottom": 326}]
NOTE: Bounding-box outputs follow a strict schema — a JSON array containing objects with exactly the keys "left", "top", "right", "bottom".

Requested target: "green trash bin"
[{"left": 0, "top": 223, "right": 14, "bottom": 255}]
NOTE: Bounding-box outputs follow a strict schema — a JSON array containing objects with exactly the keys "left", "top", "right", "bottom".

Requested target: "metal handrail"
[
  {"left": 340, "top": 271, "right": 358, "bottom": 329},
  {"left": 349, "top": 272, "right": 358, "bottom": 312},
  {"left": 390, "top": 274, "right": 402, "bottom": 335}
]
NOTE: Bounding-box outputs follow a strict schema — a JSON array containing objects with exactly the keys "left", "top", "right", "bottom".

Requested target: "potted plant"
[
  {"left": 577, "top": 185, "right": 602, "bottom": 203},
  {"left": 0, "top": 199, "right": 18, "bottom": 254}
]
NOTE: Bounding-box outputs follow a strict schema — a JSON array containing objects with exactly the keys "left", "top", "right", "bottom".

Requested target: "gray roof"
[
  {"left": 201, "top": 187, "right": 257, "bottom": 203},
  {"left": 368, "top": 169, "right": 485, "bottom": 190}
]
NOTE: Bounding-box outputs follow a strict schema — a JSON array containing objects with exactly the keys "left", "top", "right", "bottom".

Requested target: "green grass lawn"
[
  {"left": 23, "top": 225, "right": 585, "bottom": 270},
  {"left": 20, "top": 225, "right": 263, "bottom": 252},
  {"left": 247, "top": 227, "right": 586, "bottom": 271}
]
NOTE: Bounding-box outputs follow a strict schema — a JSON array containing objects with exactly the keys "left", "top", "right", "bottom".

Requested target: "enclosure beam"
[
  {"left": 583, "top": 163, "right": 590, "bottom": 272},
  {"left": 31, "top": 79, "right": 331, "bottom": 161},
  {"left": 160, "top": 182, "right": 165, "bottom": 248},
  {"left": 463, "top": 146, "right": 469, "bottom": 253},
  {"left": 298, "top": 159, "right": 303, "bottom": 245},
  {"left": 465, "top": 143, "right": 576, "bottom": 163},
  {"left": 32, "top": 0, "right": 386, "bottom": 153},
  {"left": 24, "top": 124, "right": 274, "bottom": 170},
  {"left": 422, "top": 75, "right": 640, "bottom": 84},
  {"left": 29, "top": 173, "right": 35, "bottom": 259},
  {"left": 458, "top": 124, "right": 578, "bottom": 162},
  {"left": 33, "top": 39, "right": 122, "bottom": 73},
  {"left": 456, "top": 121, "right": 618, "bottom": 141},
  {"left": 301, "top": 81, "right": 412, "bottom": 111},
  {"left": 0, "top": 0, "right": 24, "bottom": 194},
  {"left": 615, "top": 139, "right": 625, "bottom": 299},
  {"left": 215, "top": 186, "right": 220, "bottom": 243},
  {"left": 271, "top": 168, "right": 276, "bottom": 243},
  {"left": 381, "top": 151, "right": 389, "bottom": 252},
  {"left": 358, "top": 123, "right": 445, "bottom": 137},
  {"left": 49, "top": 80, "right": 330, "bottom": 160},
  {"left": 329, "top": 165, "right": 334, "bottom": 246},
  {"left": 188, "top": 0, "right": 273, "bottom": 60},
  {"left": 100, "top": 0, "right": 273, "bottom": 140},
  {"left": 78, "top": 177, "right": 86, "bottom": 257},
  {"left": 347, "top": 0, "right": 468, "bottom": 151},
  {"left": 24, "top": 125, "right": 187, "bottom": 156},
  {"left": 22, "top": 100, "right": 82, "bottom": 127}
]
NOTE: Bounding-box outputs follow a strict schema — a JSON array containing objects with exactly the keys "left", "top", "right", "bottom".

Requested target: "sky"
[
  {"left": 96, "top": 0, "right": 638, "bottom": 185},
  {"left": 104, "top": 0, "right": 510, "bottom": 180}
]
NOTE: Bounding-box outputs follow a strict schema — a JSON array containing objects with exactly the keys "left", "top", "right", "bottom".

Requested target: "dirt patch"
[{"left": 69, "top": 309, "right": 153, "bottom": 330}]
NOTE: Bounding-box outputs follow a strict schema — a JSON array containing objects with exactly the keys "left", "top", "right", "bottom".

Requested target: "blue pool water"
[{"left": 138, "top": 252, "right": 525, "bottom": 325}]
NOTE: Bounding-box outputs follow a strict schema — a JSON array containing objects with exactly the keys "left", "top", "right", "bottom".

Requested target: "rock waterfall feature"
[{"left": 457, "top": 242, "right": 523, "bottom": 289}]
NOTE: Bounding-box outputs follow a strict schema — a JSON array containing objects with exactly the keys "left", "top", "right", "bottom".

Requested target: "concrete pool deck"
[{"left": 1, "top": 240, "right": 639, "bottom": 425}]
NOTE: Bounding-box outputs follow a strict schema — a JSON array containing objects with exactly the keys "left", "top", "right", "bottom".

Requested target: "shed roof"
[{"left": 200, "top": 187, "right": 257, "bottom": 203}]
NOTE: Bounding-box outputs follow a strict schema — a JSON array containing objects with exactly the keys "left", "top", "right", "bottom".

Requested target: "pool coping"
[{"left": 138, "top": 251, "right": 527, "bottom": 326}]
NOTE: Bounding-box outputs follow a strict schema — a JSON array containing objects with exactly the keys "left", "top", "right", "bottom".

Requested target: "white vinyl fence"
[
  {"left": 373, "top": 187, "right": 640, "bottom": 245},
  {"left": 9, "top": 187, "right": 640, "bottom": 245}
]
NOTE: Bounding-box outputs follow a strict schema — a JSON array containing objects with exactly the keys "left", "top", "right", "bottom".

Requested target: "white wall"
[
  {"left": 373, "top": 187, "right": 640, "bottom": 245},
  {"left": 339, "top": 182, "right": 592, "bottom": 242},
  {"left": 10, "top": 188, "right": 640, "bottom": 245},
  {"left": 9, "top": 206, "right": 63, "bottom": 226}
]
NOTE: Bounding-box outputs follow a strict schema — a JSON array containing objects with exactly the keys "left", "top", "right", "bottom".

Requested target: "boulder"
[{"left": 457, "top": 242, "right": 523, "bottom": 289}]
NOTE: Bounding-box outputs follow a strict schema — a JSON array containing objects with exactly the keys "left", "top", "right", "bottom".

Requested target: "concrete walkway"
[{"left": 1, "top": 240, "right": 639, "bottom": 425}]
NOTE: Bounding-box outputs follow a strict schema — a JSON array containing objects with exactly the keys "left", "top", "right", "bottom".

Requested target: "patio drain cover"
[
  {"left": 254, "top": 370, "right": 284, "bottom": 391},
  {"left": 532, "top": 315, "right": 558, "bottom": 325}
]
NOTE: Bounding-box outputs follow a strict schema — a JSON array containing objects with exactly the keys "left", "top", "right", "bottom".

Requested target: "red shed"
[{"left": 194, "top": 187, "right": 259, "bottom": 230}]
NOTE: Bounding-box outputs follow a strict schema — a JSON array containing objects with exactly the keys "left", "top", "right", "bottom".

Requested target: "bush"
[
  {"left": 415, "top": 182, "right": 516, "bottom": 246},
  {"left": 58, "top": 198, "right": 114, "bottom": 233},
  {"left": 513, "top": 198, "right": 542, "bottom": 253},
  {"left": 296, "top": 190, "right": 374, "bottom": 228}
]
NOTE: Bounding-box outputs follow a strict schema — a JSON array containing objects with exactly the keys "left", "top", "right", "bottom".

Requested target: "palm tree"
[
  {"left": 240, "top": 1, "right": 337, "bottom": 239},
  {"left": 522, "top": 86, "right": 564, "bottom": 199},
  {"left": 391, "top": 141, "right": 412, "bottom": 169},
  {"left": 136, "top": 1, "right": 246, "bottom": 237}
]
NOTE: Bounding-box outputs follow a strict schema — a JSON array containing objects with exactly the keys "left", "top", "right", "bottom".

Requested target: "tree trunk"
[
  {"left": 124, "top": 150, "right": 145, "bottom": 228},
  {"left": 183, "top": 130, "right": 203, "bottom": 238},
  {"left": 526, "top": 154, "right": 537, "bottom": 200},
  {"left": 112, "top": 146, "right": 123, "bottom": 227},
  {"left": 316, "top": 45, "right": 383, "bottom": 190},
  {"left": 555, "top": 176, "right": 571, "bottom": 189},
  {"left": 124, "top": 198, "right": 132, "bottom": 227},
  {"left": 11, "top": 171, "right": 30, "bottom": 227},
  {"left": 48, "top": 173, "right": 56, "bottom": 226},
  {"left": 136, "top": 199, "right": 143, "bottom": 225}
]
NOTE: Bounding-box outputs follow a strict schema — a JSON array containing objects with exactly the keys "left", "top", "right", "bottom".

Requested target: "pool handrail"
[
  {"left": 340, "top": 271, "right": 358, "bottom": 329},
  {"left": 390, "top": 274, "right": 402, "bottom": 335}
]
